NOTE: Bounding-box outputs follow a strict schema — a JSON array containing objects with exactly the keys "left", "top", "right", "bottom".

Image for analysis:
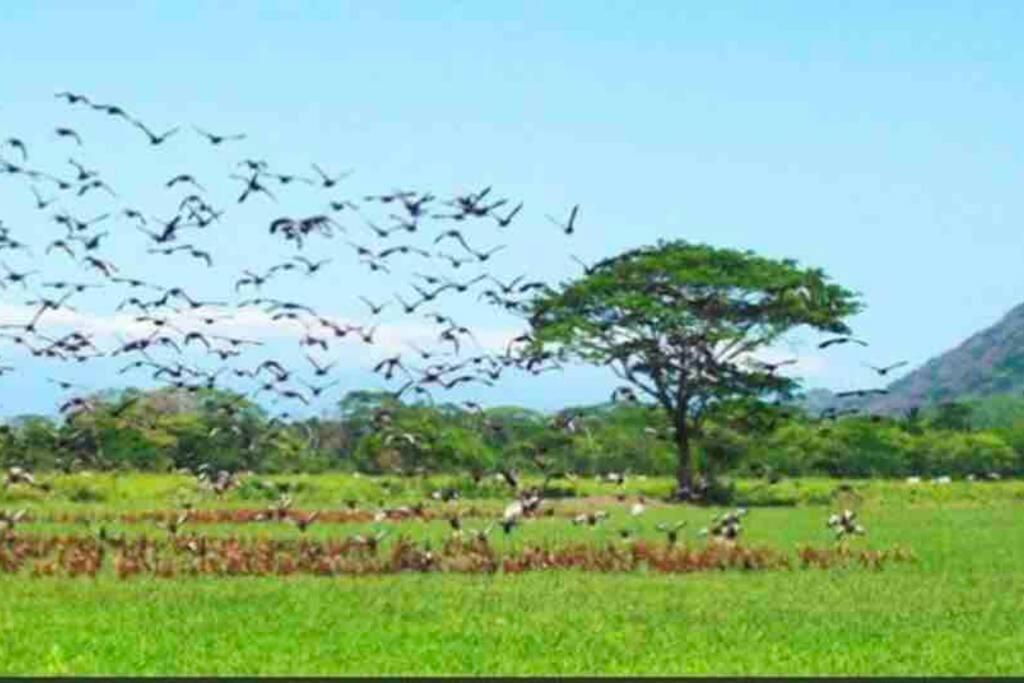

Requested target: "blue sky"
[{"left": 1, "top": 3, "right": 1023, "bottom": 416}]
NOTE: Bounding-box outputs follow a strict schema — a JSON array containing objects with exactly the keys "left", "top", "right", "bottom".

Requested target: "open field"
[
  {"left": 6, "top": 471, "right": 1024, "bottom": 511},
  {"left": 1, "top": 473, "right": 1023, "bottom": 675}
]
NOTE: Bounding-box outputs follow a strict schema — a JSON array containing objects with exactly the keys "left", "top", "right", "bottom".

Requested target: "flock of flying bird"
[
  {"left": 0, "top": 92, "right": 918, "bottom": 563},
  {"left": 0, "top": 91, "right": 588, "bottom": 427},
  {"left": 0, "top": 91, "right": 910, "bottom": 455}
]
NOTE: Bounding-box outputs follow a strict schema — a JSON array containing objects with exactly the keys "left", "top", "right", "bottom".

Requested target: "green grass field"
[{"left": 1, "top": 473, "right": 1022, "bottom": 675}]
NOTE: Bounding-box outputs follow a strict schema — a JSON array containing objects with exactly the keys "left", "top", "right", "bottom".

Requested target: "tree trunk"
[{"left": 673, "top": 417, "right": 694, "bottom": 500}]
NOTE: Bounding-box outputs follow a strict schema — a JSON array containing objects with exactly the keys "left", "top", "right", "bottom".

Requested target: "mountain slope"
[{"left": 864, "top": 301, "right": 1024, "bottom": 414}]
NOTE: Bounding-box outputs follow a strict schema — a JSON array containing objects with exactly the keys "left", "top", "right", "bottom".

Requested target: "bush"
[
  {"left": 64, "top": 484, "right": 106, "bottom": 503},
  {"left": 733, "top": 479, "right": 800, "bottom": 507},
  {"left": 740, "top": 417, "right": 1018, "bottom": 478},
  {"left": 233, "top": 478, "right": 281, "bottom": 501}
]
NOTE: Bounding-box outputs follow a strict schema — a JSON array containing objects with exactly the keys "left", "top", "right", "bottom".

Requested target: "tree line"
[
  {"left": 3, "top": 238, "right": 1021, "bottom": 486},
  {"left": 1, "top": 386, "right": 1021, "bottom": 480}
]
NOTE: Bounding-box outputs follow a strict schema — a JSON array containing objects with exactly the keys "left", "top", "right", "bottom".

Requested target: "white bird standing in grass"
[
  {"left": 470, "top": 523, "right": 495, "bottom": 542},
  {"left": 156, "top": 511, "right": 189, "bottom": 536},
  {"left": 630, "top": 496, "right": 646, "bottom": 517},
  {"left": 501, "top": 499, "right": 524, "bottom": 534},
  {"left": 431, "top": 488, "right": 459, "bottom": 502},
  {"left": 0, "top": 508, "right": 25, "bottom": 532},
  {"left": 827, "top": 509, "right": 866, "bottom": 539},
  {"left": 605, "top": 472, "right": 625, "bottom": 486},
  {"left": 656, "top": 520, "right": 687, "bottom": 546},
  {"left": 3, "top": 466, "right": 36, "bottom": 488},
  {"left": 700, "top": 508, "right": 747, "bottom": 542},
  {"left": 572, "top": 510, "right": 609, "bottom": 527}
]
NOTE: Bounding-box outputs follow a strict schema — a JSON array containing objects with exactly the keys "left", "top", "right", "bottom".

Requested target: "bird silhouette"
[
  {"left": 166, "top": 174, "right": 205, "bottom": 192},
  {"left": 4, "top": 138, "right": 27, "bottom": 161},
  {"left": 291, "top": 256, "right": 331, "bottom": 275},
  {"left": 865, "top": 361, "right": 908, "bottom": 376},
  {"left": 546, "top": 204, "right": 578, "bottom": 235},
  {"left": 819, "top": 336, "right": 868, "bottom": 349},
  {"left": 835, "top": 388, "right": 889, "bottom": 399},
  {"left": 54, "top": 91, "right": 92, "bottom": 105},
  {"left": 232, "top": 172, "right": 276, "bottom": 203},
  {"left": 310, "top": 163, "right": 352, "bottom": 188},
  {"left": 193, "top": 127, "right": 247, "bottom": 145},
  {"left": 492, "top": 202, "right": 523, "bottom": 228},
  {"left": 29, "top": 186, "right": 57, "bottom": 210},
  {"left": 133, "top": 120, "right": 180, "bottom": 145},
  {"left": 66, "top": 158, "right": 97, "bottom": 181},
  {"left": 55, "top": 127, "right": 83, "bottom": 145},
  {"left": 358, "top": 296, "right": 388, "bottom": 316}
]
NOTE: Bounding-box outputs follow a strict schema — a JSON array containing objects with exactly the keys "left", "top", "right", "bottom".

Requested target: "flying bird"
[
  {"left": 193, "top": 127, "right": 247, "bottom": 145},
  {"left": 55, "top": 127, "right": 83, "bottom": 145},
  {"left": 546, "top": 204, "right": 579, "bottom": 235},
  {"left": 865, "top": 361, "right": 909, "bottom": 376},
  {"left": 133, "top": 121, "right": 180, "bottom": 145},
  {"left": 310, "top": 163, "right": 352, "bottom": 188},
  {"left": 54, "top": 91, "right": 91, "bottom": 105},
  {"left": 834, "top": 388, "right": 889, "bottom": 399},
  {"left": 4, "top": 138, "right": 27, "bottom": 161},
  {"left": 818, "top": 336, "right": 868, "bottom": 349}
]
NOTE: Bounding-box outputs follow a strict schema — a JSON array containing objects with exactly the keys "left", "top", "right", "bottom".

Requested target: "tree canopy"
[{"left": 523, "top": 239, "right": 863, "bottom": 498}]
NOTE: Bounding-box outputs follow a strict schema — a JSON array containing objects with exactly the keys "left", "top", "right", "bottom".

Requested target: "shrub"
[{"left": 64, "top": 484, "right": 106, "bottom": 503}]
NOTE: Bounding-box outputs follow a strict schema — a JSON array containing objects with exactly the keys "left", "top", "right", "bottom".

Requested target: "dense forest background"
[{"left": 2, "top": 387, "right": 1021, "bottom": 479}]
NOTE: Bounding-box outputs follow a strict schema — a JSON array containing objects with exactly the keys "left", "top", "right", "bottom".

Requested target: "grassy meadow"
[{"left": 1, "top": 473, "right": 1023, "bottom": 675}]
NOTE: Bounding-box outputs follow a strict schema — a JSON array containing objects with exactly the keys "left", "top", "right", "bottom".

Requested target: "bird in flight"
[
  {"left": 750, "top": 358, "right": 798, "bottom": 373},
  {"left": 864, "top": 361, "right": 908, "bottom": 376},
  {"left": 166, "top": 174, "right": 205, "bottom": 192},
  {"left": 54, "top": 91, "right": 91, "bottom": 105},
  {"left": 310, "top": 163, "right": 352, "bottom": 188},
  {"left": 55, "top": 127, "right": 83, "bottom": 145},
  {"left": 492, "top": 202, "right": 523, "bottom": 228},
  {"left": 133, "top": 120, "right": 180, "bottom": 146},
  {"left": 818, "top": 336, "right": 868, "bottom": 349},
  {"left": 4, "top": 138, "right": 27, "bottom": 161},
  {"left": 834, "top": 388, "right": 889, "bottom": 399},
  {"left": 193, "top": 127, "right": 247, "bottom": 145},
  {"left": 546, "top": 204, "right": 579, "bottom": 235}
]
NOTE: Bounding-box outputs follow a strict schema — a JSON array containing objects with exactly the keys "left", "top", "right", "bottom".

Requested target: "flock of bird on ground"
[{"left": 1, "top": 460, "right": 869, "bottom": 551}]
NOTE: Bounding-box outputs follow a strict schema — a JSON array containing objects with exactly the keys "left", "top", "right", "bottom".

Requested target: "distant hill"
[
  {"left": 793, "top": 388, "right": 841, "bottom": 416},
  {"left": 859, "top": 301, "right": 1024, "bottom": 414}
]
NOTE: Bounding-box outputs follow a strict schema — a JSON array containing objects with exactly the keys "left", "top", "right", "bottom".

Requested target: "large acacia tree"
[{"left": 520, "top": 240, "right": 861, "bottom": 498}]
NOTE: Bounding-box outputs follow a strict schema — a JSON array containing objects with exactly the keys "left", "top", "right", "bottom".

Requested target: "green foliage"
[
  {"left": 351, "top": 402, "right": 498, "bottom": 475},
  {"left": 522, "top": 239, "right": 862, "bottom": 489},
  {"left": 8, "top": 384, "right": 1024, "bottom": 483},
  {"left": 746, "top": 416, "right": 1017, "bottom": 478},
  {"left": 64, "top": 484, "right": 107, "bottom": 503},
  {"left": 928, "top": 401, "right": 974, "bottom": 432}
]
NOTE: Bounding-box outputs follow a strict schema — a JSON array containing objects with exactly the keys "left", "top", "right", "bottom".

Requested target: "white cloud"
[{"left": 0, "top": 302, "right": 523, "bottom": 368}]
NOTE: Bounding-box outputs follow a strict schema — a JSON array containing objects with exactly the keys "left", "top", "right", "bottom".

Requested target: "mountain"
[
  {"left": 794, "top": 388, "right": 840, "bottom": 416},
  {"left": 862, "top": 301, "right": 1024, "bottom": 414}
]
